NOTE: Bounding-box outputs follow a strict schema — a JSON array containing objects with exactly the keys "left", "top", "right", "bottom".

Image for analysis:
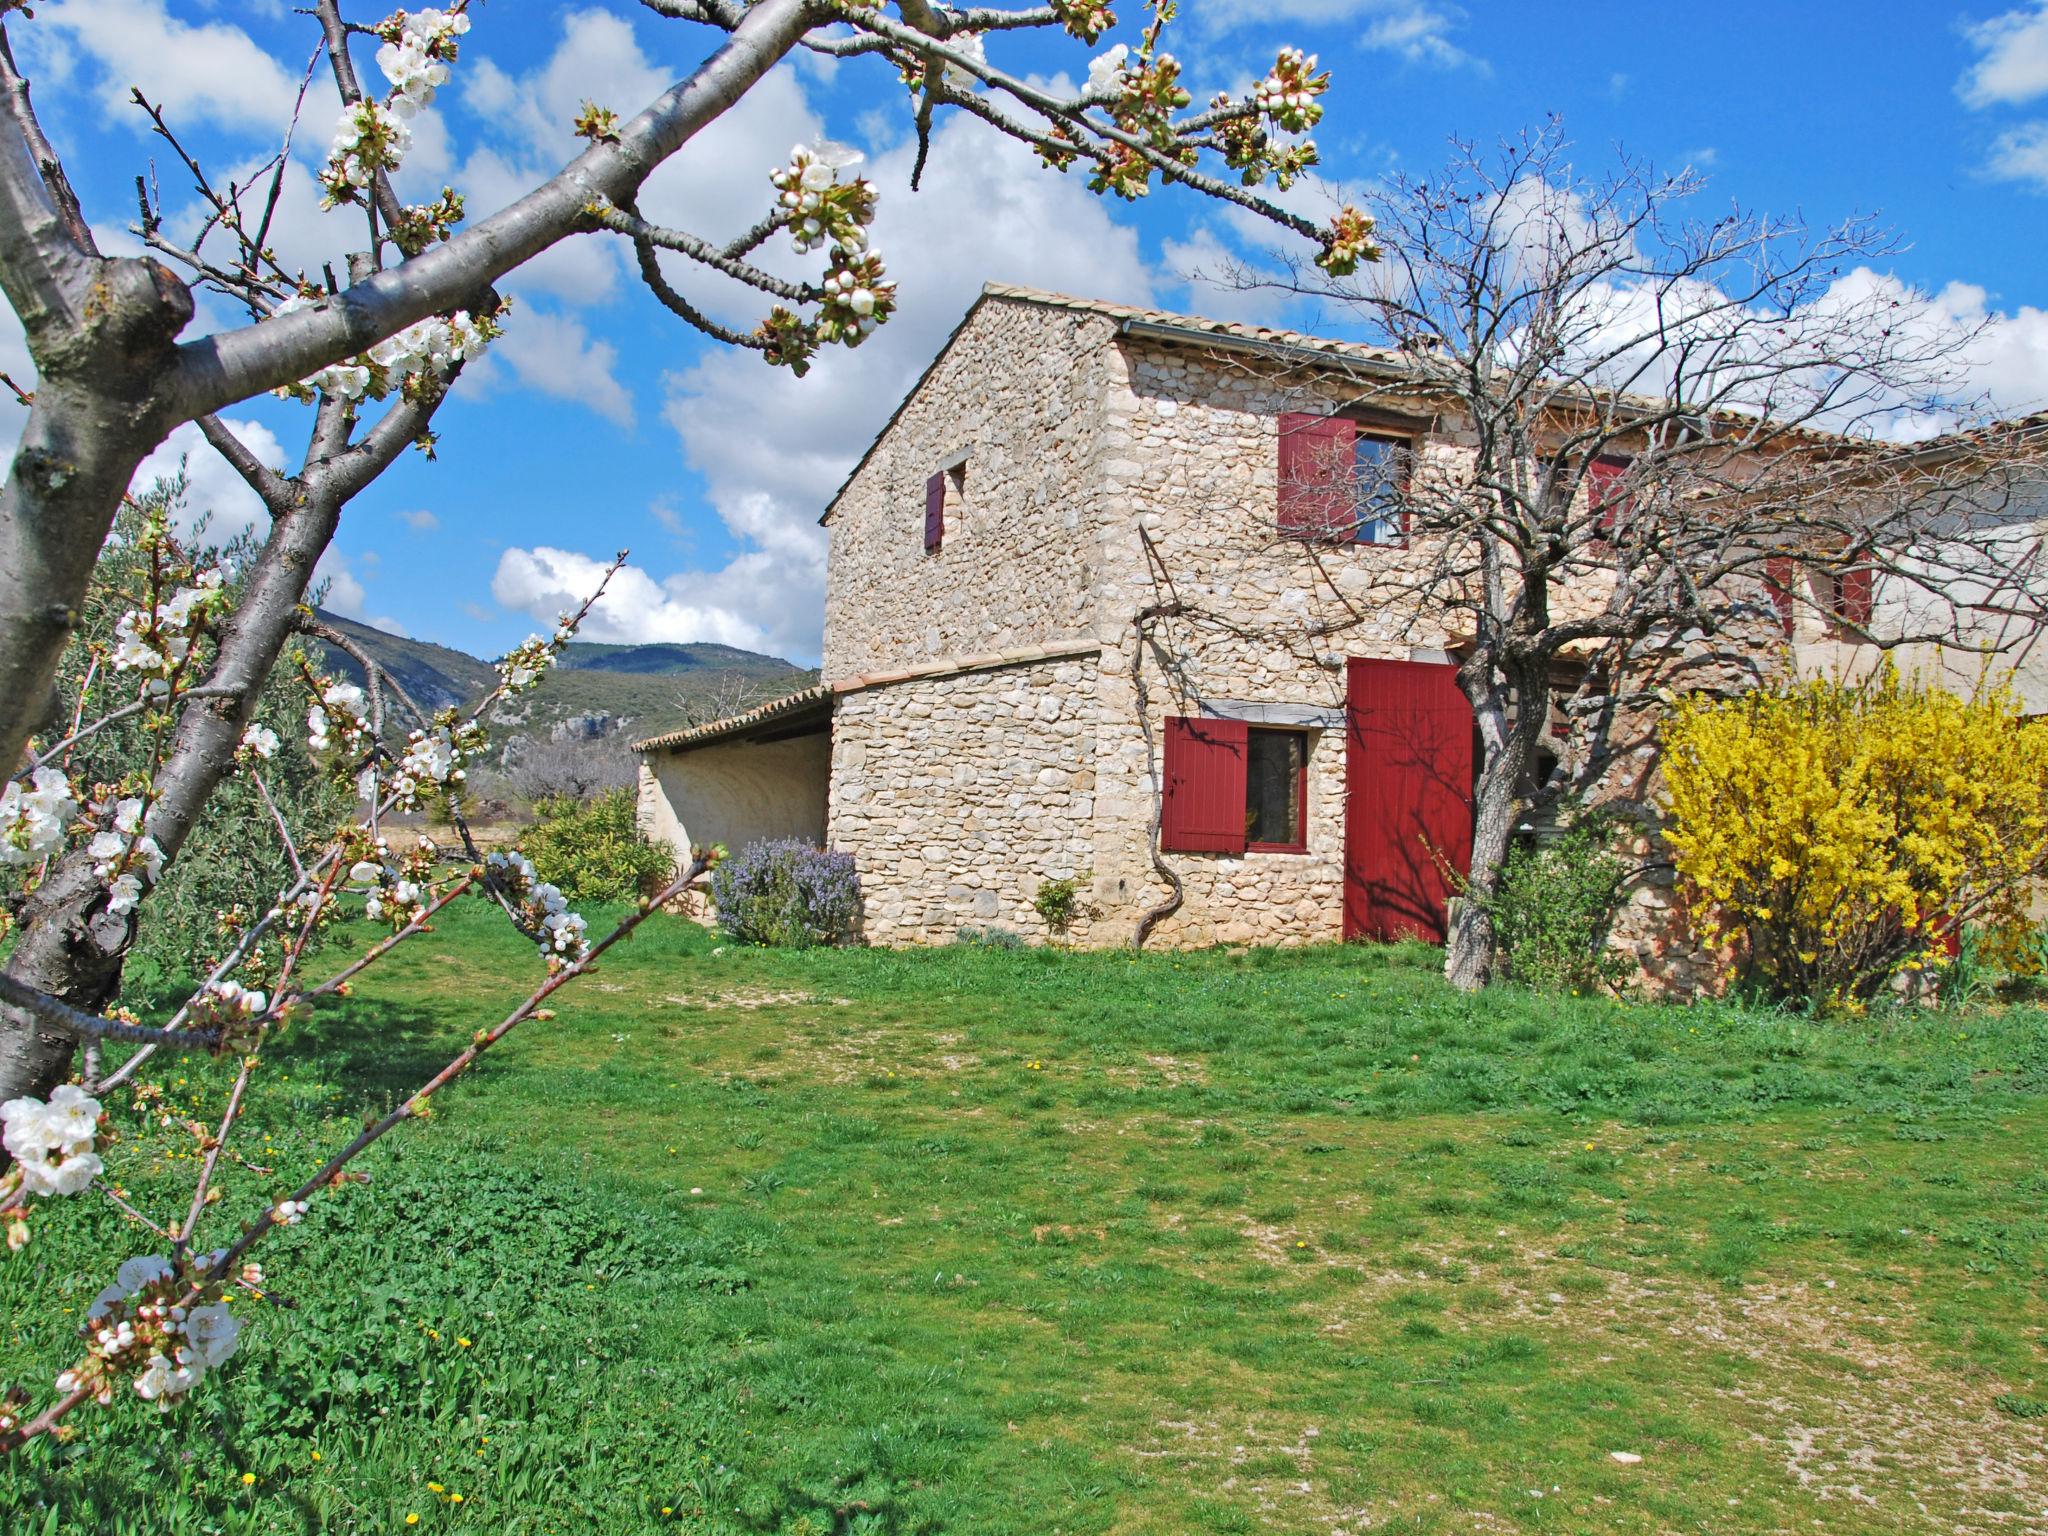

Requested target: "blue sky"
[{"left": 5, "top": 0, "right": 2046, "bottom": 663}]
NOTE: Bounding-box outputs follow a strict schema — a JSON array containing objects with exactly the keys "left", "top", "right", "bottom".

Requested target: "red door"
[{"left": 1344, "top": 658, "right": 1474, "bottom": 942}]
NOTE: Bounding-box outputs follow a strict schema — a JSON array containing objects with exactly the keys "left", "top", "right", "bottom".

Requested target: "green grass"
[{"left": 6, "top": 906, "right": 2048, "bottom": 1534}]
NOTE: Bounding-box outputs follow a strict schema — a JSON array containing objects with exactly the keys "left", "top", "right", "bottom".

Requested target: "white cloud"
[
  {"left": 492, "top": 546, "right": 782, "bottom": 653},
  {"left": 1987, "top": 119, "right": 2048, "bottom": 188},
  {"left": 1359, "top": 6, "right": 1482, "bottom": 71},
  {"left": 31, "top": 0, "right": 304, "bottom": 134},
  {"left": 1162, "top": 227, "right": 1300, "bottom": 325},
  {"left": 131, "top": 417, "right": 286, "bottom": 545},
  {"left": 1961, "top": 2, "right": 2048, "bottom": 108},
  {"left": 494, "top": 306, "right": 635, "bottom": 426},
  {"left": 398, "top": 509, "right": 440, "bottom": 532},
  {"left": 1189, "top": 0, "right": 1482, "bottom": 71}
]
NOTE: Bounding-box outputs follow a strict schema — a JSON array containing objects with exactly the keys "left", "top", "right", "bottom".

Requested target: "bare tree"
[
  {"left": 672, "top": 668, "right": 812, "bottom": 728},
  {"left": 496, "top": 731, "right": 639, "bottom": 804},
  {"left": 1239, "top": 125, "right": 2045, "bottom": 989},
  {"left": 0, "top": 0, "right": 1378, "bottom": 1105}
]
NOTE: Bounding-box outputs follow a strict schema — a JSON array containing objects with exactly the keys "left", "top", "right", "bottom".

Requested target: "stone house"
[{"left": 634, "top": 284, "right": 2041, "bottom": 952}]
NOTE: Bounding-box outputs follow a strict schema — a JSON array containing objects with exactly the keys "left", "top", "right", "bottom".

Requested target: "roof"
[
  {"left": 817, "top": 283, "right": 1419, "bottom": 526},
  {"left": 816, "top": 283, "right": 2048, "bottom": 528},
  {"left": 632, "top": 637, "right": 1106, "bottom": 755},
  {"left": 631, "top": 684, "right": 832, "bottom": 754}
]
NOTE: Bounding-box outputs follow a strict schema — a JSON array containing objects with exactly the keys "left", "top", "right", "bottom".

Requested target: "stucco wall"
[
  {"left": 826, "top": 656, "right": 1098, "bottom": 945},
  {"left": 821, "top": 299, "right": 1119, "bottom": 684},
  {"left": 638, "top": 731, "right": 831, "bottom": 862}
]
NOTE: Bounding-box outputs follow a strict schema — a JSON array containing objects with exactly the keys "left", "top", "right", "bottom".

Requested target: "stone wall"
[
  {"left": 821, "top": 298, "right": 1120, "bottom": 684},
  {"left": 826, "top": 655, "right": 1100, "bottom": 945},
  {"left": 1080, "top": 335, "right": 1465, "bottom": 946}
]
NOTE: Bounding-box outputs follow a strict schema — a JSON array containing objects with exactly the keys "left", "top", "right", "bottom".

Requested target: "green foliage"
[
  {"left": 1489, "top": 815, "right": 1633, "bottom": 996},
  {"left": 521, "top": 787, "right": 675, "bottom": 902},
  {"left": 3, "top": 483, "right": 351, "bottom": 996},
  {"left": 1032, "top": 870, "right": 1090, "bottom": 939}
]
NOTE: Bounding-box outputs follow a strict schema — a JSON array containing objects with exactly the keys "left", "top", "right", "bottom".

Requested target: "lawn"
[{"left": 5, "top": 904, "right": 2048, "bottom": 1534}]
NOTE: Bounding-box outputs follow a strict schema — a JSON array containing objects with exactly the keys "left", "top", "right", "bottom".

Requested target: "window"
[
  {"left": 924, "top": 460, "right": 967, "bottom": 554},
  {"left": 1764, "top": 557, "right": 1799, "bottom": 637},
  {"left": 1353, "top": 433, "right": 1411, "bottom": 545},
  {"left": 1824, "top": 552, "right": 1874, "bottom": 632},
  {"left": 1245, "top": 728, "right": 1307, "bottom": 850},
  {"left": 1278, "top": 412, "right": 1413, "bottom": 545},
  {"left": 923, "top": 471, "right": 945, "bottom": 553},
  {"left": 1161, "top": 716, "right": 1310, "bottom": 855}
]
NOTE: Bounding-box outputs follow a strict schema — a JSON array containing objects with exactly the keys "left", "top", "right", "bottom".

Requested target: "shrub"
[
  {"left": 1662, "top": 667, "right": 2048, "bottom": 1006},
  {"left": 710, "top": 839, "right": 861, "bottom": 947},
  {"left": 521, "top": 788, "right": 676, "bottom": 902},
  {"left": 1033, "top": 871, "right": 1090, "bottom": 939},
  {"left": 1490, "top": 815, "right": 1632, "bottom": 995}
]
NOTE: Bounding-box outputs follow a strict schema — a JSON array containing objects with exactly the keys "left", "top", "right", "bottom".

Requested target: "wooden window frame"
[
  {"left": 1587, "top": 454, "right": 1632, "bottom": 541},
  {"left": 1244, "top": 725, "right": 1311, "bottom": 854},
  {"left": 1351, "top": 429, "right": 1415, "bottom": 549}
]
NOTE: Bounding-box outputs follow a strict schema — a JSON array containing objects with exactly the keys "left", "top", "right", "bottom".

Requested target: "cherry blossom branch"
[
  {"left": 248, "top": 768, "right": 307, "bottom": 886},
  {"left": 588, "top": 201, "right": 816, "bottom": 302},
  {"left": 0, "top": 975, "right": 228, "bottom": 1051}
]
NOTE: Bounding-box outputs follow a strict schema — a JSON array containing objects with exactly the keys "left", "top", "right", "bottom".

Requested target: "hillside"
[{"left": 306, "top": 610, "right": 814, "bottom": 749}]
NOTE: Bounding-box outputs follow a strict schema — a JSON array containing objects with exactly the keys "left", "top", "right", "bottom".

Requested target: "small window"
[
  {"left": 924, "top": 460, "right": 967, "bottom": 554},
  {"left": 1352, "top": 434, "right": 1411, "bottom": 545},
  {"left": 1245, "top": 728, "right": 1307, "bottom": 852}
]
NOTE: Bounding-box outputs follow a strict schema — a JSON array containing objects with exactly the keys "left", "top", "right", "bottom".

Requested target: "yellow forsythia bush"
[{"left": 1662, "top": 668, "right": 2048, "bottom": 1005}]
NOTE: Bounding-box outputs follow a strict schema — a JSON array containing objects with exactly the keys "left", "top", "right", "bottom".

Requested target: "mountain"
[
  {"left": 305, "top": 613, "right": 495, "bottom": 714},
  {"left": 306, "top": 610, "right": 814, "bottom": 749}
]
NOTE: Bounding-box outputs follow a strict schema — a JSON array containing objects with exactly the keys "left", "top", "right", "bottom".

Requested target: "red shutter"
[
  {"left": 1837, "top": 559, "right": 1874, "bottom": 627},
  {"left": 924, "top": 471, "right": 945, "bottom": 553},
  {"left": 1278, "top": 413, "right": 1356, "bottom": 540},
  {"left": 1161, "top": 716, "right": 1248, "bottom": 854},
  {"left": 1764, "top": 557, "right": 1797, "bottom": 637},
  {"left": 1343, "top": 659, "right": 1473, "bottom": 943},
  {"left": 1587, "top": 456, "right": 1629, "bottom": 537}
]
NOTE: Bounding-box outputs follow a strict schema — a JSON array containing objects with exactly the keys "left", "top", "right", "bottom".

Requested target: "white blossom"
[
  {"left": 940, "top": 30, "right": 987, "bottom": 90},
  {"left": 2, "top": 1084, "right": 104, "bottom": 1199},
  {"left": 0, "top": 766, "right": 75, "bottom": 864},
  {"left": 322, "top": 98, "right": 411, "bottom": 200},
  {"left": 1087, "top": 43, "right": 1129, "bottom": 93},
  {"left": 240, "top": 723, "right": 280, "bottom": 760}
]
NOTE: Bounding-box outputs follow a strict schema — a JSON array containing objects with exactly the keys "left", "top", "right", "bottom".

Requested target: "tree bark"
[{"left": 1444, "top": 653, "right": 1543, "bottom": 992}]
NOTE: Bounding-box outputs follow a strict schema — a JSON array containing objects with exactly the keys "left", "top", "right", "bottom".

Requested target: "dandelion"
[{"left": 242, "top": 1472, "right": 256, "bottom": 1486}]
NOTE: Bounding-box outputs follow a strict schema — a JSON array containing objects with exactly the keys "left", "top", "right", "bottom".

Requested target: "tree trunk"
[
  {"left": 1444, "top": 655, "right": 1544, "bottom": 992},
  {"left": 0, "top": 257, "right": 193, "bottom": 779}
]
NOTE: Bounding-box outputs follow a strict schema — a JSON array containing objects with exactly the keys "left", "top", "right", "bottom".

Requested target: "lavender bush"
[{"left": 711, "top": 840, "right": 863, "bottom": 948}]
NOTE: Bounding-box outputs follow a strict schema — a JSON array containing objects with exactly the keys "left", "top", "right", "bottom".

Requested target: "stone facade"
[
  {"left": 826, "top": 654, "right": 1100, "bottom": 944},
  {"left": 822, "top": 297, "right": 1120, "bottom": 683}
]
